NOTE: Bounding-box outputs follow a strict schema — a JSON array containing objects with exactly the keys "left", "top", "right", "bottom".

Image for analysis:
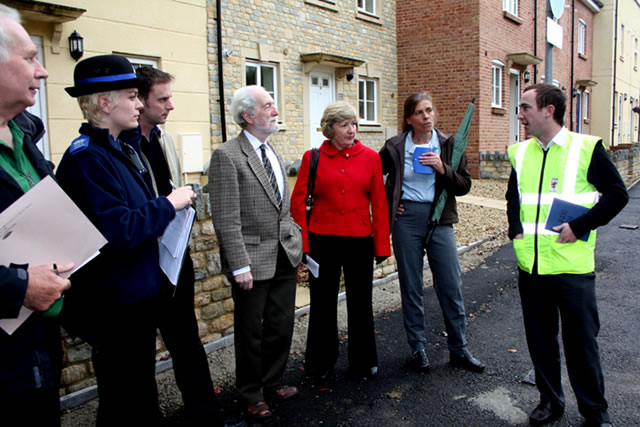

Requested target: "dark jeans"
[
  {"left": 393, "top": 200, "right": 468, "bottom": 354},
  {"left": 518, "top": 269, "right": 610, "bottom": 424},
  {"left": 304, "top": 233, "right": 377, "bottom": 375},
  {"left": 231, "top": 245, "right": 297, "bottom": 403},
  {"left": 158, "top": 255, "right": 224, "bottom": 424}
]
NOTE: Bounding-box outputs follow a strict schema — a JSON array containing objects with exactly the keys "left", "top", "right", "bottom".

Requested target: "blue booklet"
[
  {"left": 412, "top": 146, "right": 433, "bottom": 174},
  {"left": 544, "top": 198, "right": 591, "bottom": 242}
]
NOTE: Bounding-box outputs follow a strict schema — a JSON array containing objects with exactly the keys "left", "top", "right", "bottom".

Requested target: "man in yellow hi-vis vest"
[{"left": 506, "top": 84, "right": 628, "bottom": 427}]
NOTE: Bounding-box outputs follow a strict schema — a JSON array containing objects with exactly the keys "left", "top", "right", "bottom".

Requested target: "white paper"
[
  {"left": 303, "top": 254, "right": 320, "bottom": 278},
  {"left": 159, "top": 207, "right": 195, "bottom": 285},
  {"left": 0, "top": 176, "right": 108, "bottom": 335}
]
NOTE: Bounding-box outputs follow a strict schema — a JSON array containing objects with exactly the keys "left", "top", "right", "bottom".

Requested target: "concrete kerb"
[{"left": 59, "top": 229, "right": 507, "bottom": 411}]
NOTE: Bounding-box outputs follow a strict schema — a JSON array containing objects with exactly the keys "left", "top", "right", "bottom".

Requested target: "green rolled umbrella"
[{"left": 429, "top": 98, "right": 475, "bottom": 229}]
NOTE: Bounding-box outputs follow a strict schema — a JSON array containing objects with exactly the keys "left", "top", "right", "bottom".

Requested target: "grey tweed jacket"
[{"left": 208, "top": 131, "right": 303, "bottom": 281}]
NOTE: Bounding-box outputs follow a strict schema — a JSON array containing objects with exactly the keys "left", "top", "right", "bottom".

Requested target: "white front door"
[
  {"left": 26, "top": 36, "right": 50, "bottom": 159},
  {"left": 309, "top": 71, "right": 334, "bottom": 149},
  {"left": 509, "top": 71, "right": 520, "bottom": 146}
]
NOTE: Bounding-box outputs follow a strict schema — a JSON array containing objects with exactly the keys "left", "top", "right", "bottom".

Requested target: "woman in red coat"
[{"left": 291, "top": 101, "right": 390, "bottom": 381}]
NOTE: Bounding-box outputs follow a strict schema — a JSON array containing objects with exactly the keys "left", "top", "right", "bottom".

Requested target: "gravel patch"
[{"left": 455, "top": 179, "right": 509, "bottom": 246}]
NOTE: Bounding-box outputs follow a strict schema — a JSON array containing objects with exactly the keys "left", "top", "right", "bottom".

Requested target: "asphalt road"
[{"left": 189, "top": 183, "right": 640, "bottom": 427}]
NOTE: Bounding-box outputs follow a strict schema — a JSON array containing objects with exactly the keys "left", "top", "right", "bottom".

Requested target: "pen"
[
  {"left": 53, "top": 263, "right": 59, "bottom": 276},
  {"left": 169, "top": 179, "right": 177, "bottom": 190}
]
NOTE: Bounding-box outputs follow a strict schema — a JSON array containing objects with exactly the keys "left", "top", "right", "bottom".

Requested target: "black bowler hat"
[{"left": 65, "top": 54, "right": 141, "bottom": 98}]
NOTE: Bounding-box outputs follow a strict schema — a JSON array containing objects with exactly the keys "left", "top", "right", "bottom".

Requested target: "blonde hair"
[
  {"left": 77, "top": 91, "right": 120, "bottom": 126},
  {"left": 320, "top": 101, "right": 358, "bottom": 139}
]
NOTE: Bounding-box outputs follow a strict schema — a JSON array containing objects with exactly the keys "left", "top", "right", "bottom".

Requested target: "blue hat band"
[{"left": 76, "top": 72, "right": 137, "bottom": 85}]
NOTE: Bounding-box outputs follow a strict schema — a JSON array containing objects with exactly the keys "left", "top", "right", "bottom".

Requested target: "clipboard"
[{"left": 0, "top": 176, "right": 107, "bottom": 335}]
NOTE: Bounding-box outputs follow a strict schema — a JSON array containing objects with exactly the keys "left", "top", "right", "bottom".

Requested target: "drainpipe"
[
  {"left": 611, "top": 0, "right": 619, "bottom": 146},
  {"left": 570, "top": 0, "right": 575, "bottom": 131},
  {"left": 216, "top": 0, "right": 227, "bottom": 142},
  {"left": 534, "top": 1, "right": 538, "bottom": 83}
]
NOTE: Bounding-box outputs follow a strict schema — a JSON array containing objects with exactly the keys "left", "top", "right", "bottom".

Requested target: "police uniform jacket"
[{"left": 55, "top": 123, "right": 175, "bottom": 338}]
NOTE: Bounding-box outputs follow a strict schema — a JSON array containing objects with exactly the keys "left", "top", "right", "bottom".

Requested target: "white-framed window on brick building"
[
  {"left": 358, "top": 78, "right": 377, "bottom": 123},
  {"left": 246, "top": 61, "right": 279, "bottom": 109},
  {"left": 492, "top": 60, "right": 504, "bottom": 108},
  {"left": 583, "top": 91, "right": 589, "bottom": 121},
  {"left": 503, "top": 0, "right": 517, "bottom": 15},
  {"left": 578, "top": 19, "right": 586, "bottom": 56}
]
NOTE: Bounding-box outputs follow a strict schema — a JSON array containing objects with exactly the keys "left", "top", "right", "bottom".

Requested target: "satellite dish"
[{"left": 549, "top": 0, "right": 565, "bottom": 19}]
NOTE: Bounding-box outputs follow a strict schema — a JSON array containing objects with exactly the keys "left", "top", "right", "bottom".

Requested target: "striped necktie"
[{"left": 259, "top": 144, "right": 281, "bottom": 204}]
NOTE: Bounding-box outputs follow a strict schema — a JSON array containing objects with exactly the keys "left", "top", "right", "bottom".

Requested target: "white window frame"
[
  {"left": 578, "top": 19, "right": 586, "bottom": 55},
  {"left": 583, "top": 90, "right": 589, "bottom": 121},
  {"left": 124, "top": 56, "right": 158, "bottom": 70},
  {"left": 358, "top": 77, "right": 378, "bottom": 124},
  {"left": 491, "top": 60, "right": 504, "bottom": 108},
  {"left": 245, "top": 60, "right": 279, "bottom": 110},
  {"left": 357, "top": 0, "right": 376, "bottom": 15},
  {"left": 620, "top": 24, "right": 625, "bottom": 61},
  {"left": 630, "top": 97, "right": 635, "bottom": 141},
  {"left": 503, "top": 0, "right": 517, "bottom": 15}
]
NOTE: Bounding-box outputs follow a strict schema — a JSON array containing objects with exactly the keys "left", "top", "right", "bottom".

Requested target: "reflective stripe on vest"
[{"left": 507, "top": 131, "right": 599, "bottom": 275}]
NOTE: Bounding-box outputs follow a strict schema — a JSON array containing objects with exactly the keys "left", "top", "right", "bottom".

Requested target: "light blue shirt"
[{"left": 401, "top": 130, "right": 440, "bottom": 203}]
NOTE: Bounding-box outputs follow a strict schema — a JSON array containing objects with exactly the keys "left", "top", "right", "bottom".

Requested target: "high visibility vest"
[{"left": 507, "top": 130, "right": 599, "bottom": 275}]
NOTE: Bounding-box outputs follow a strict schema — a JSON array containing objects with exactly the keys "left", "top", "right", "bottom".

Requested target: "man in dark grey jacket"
[{"left": 0, "top": 5, "right": 72, "bottom": 426}]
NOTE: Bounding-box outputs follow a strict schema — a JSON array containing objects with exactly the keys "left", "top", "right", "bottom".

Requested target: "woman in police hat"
[{"left": 56, "top": 55, "right": 195, "bottom": 425}]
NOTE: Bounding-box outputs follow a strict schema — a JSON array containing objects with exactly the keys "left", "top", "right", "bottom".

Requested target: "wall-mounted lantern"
[{"left": 68, "top": 30, "right": 83, "bottom": 61}]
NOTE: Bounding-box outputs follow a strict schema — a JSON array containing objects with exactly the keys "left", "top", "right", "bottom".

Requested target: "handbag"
[{"left": 305, "top": 148, "right": 320, "bottom": 225}]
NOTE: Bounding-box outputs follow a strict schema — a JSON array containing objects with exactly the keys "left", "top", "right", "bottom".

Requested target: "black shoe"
[
  {"left": 409, "top": 349, "right": 430, "bottom": 372},
  {"left": 529, "top": 400, "right": 564, "bottom": 426},
  {"left": 349, "top": 366, "right": 378, "bottom": 379},
  {"left": 449, "top": 351, "right": 485, "bottom": 373},
  {"left": 308, "top": 367, "right": 332, "bottom": 383},
  {"left": 583, "top": 421, "right": 612, "bottom": 427}
]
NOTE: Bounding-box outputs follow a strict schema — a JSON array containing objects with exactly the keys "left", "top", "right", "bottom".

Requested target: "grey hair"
[
  {"left": 230, "top": 85, "right": 260, "bottom": 128},
  {"left": 0, "top": 4, "right": 21, "bottom": 62}
]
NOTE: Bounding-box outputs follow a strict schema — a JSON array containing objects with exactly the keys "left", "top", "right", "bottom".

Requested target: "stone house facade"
[{"left": 206, "top": 0, "right": 398, "bottom": 165}]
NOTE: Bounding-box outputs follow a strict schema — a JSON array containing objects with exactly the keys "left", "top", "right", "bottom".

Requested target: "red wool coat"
[{"left": 290, "top": 139, "right": 391, "bottom": 256}]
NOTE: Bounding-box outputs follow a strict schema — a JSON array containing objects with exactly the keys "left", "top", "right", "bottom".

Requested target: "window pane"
[
  {"left": 261, "top": 67, "right": 275, "bottom": 94},
  {"left": 367, "top": 101, "right": 375, "bottom": 121},
  {"left": 366, "top": 81, "right": 375, "bottom": 101},
  {"left": 359, "top": 81, "right": 365, "bottom": 99},
  {"left": 366, "top": 0, "right": 374, "bottom": 13},
  {"left": 246, "top": 65, "right": 257, "bottom": 86}
]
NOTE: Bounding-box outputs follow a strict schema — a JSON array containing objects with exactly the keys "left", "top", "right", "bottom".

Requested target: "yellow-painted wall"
[{"left": 20, "top": 0, "right": 210, "bottom": 175}]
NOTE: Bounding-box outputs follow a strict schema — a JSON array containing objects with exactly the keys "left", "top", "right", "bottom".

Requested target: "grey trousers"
[{"left": 392, "top": 200, "right": 468, "bottom": 354}]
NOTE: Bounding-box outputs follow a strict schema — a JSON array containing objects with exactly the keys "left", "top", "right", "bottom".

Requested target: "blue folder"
[
  {"left": 412, "top": 146, "right": 433, "bottom": 174},
  {"left": 544, "top": 198, "right": 591, "bottom": 242}
]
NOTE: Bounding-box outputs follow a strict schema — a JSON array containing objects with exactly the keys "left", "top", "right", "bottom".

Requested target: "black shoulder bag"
[{"left": 305, "top": 148, "right": 320, "bottom": 225}]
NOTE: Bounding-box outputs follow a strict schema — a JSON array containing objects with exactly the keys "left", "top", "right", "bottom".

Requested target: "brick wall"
[{"left": 397, "top": 0, "right": 598, "bottom": 177}]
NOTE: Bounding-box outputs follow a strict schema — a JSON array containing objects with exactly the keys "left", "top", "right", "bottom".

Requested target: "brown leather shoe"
[
  {"left": 529, "top": 400, "right": 564, "bottom": 426},
  {"left": 266, "top": 385, "right": 299, "bottom": 400},
  {"left": 247, "top": 400, "right": 272, "bottom": 419}
]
